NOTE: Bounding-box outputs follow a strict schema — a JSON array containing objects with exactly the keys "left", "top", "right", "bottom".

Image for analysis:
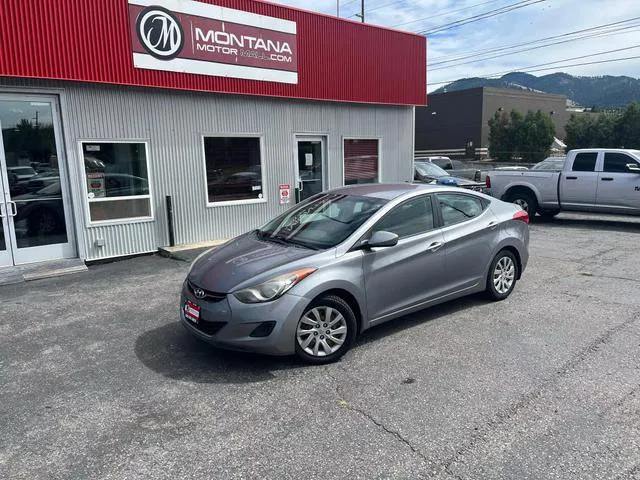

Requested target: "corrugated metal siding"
[
  {"left": 0, "top": 78, "right": 414, "bottom": 260},
  {"left": 0, "top": 0, "right": 426, "bottom": 106}
]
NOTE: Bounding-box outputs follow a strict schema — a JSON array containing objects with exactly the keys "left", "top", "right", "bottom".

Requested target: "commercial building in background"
[
  {"left": 0, "top": 0, "right": 426, "bottom": 279},
  {"left": 415, "top": 87, "right": 570, "bottom": 159}
]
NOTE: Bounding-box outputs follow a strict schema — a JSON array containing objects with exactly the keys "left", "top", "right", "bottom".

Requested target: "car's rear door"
[
  {"left": 435, "top": 192, "right": 500, "bottom": 292},
  {"left": 362, "top": 194, "right": 446, "bottom": 322},
  {"left": 595, "top": 152, "right": 640, "bottom": 214}
]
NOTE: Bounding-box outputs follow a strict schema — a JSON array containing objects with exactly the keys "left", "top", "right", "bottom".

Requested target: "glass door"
[
  {"left": 0, "top": 168, "right": 14, "bottom": 267},
  {"left": 0, "top": 96, "right": 75, "bottom": 266},
  {"left": 296, "top": 137, "right": 326, "bottom": 202}
]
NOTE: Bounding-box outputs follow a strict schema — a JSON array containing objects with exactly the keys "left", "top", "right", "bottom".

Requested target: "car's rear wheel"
[
  {"left": 486, "top": 250, "right": 518, "bottom": 301},
  {"left": 295, "top": 295, "right": 357, "bottom": 364},
  {"left": 507, "top": 190, "right": 537, "bottom": 217}
]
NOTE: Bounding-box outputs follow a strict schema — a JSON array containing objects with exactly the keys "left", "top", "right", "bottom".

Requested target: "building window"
[
  {"left": 203, "top": 136, "right": 264, "bottom": 204},
  {"left": 81, "top": 142, "right": 152, "bottom": 223},
  {"left": 344, "top": 139, "right": 379, "bottom": 185}
]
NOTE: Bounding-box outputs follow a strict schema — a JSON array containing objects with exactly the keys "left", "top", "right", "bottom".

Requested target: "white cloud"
[{"left": 274, "top": 0, "right": 640, "bottom": 92}]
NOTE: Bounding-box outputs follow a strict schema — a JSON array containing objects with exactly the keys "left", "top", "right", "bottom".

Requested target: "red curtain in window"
[{"left": 344, "top": 139, "right": 379, "bottom": 183}]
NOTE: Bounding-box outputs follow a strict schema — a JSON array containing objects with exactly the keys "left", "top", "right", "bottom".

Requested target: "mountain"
[{"left": 432, "top": 72, "right": 640, "bottom": 108}]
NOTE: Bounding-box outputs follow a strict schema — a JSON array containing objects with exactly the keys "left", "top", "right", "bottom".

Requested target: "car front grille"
[{"left": 187, "top": 280, "right": 226, "bottom": 303}]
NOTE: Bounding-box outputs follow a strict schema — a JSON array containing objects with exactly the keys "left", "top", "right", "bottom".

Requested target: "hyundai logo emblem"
[
  {"left": 136, "top": 6, "right": 184, "bottom": 60},
  {"left": 193, "top": 288, "right": 206, "bottom": 299}
]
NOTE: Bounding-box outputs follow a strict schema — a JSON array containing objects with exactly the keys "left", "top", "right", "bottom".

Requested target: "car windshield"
[
  {"left": 415, "top": 162, "right": 449, "bottom": 178},
  {"left": 258, "top": 193, "right": 387, "bottom": 250},
  {"left": 532, "top": 158, "right": 565, "bottom": 170}
]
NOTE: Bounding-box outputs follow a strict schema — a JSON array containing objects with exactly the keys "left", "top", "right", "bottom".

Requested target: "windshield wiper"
[{"left": 257, "top": 230, "right": 320, "bottom": 250}]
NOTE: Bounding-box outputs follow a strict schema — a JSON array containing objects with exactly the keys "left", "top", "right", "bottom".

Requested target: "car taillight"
[
  {"left": 485, "top": 175, "right": 491, "bottom": 188},
  {"left": 513, "top": 210, "right": 529, "bottom": 224}
]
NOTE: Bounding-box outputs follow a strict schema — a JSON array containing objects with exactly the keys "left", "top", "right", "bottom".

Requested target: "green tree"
[
  {"left": 488, "top": 111, "right": 511, "bottom": 161},
  {"left": 566, "top": 112, "right": 619, "bottom": 149},
  {"left": 614, "top": 102, "right": 640, "bottom": 149},
  {"left": 489, "top": 109, "right": 554, "bottom": 161}
]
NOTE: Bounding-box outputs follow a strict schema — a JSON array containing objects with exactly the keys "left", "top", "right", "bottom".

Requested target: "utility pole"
[
  {"left": 355, "top": 0, "right": 364, "bottom": 22},
  {"left": 336, "top": 0, "right": 340, "bottom": 17}
]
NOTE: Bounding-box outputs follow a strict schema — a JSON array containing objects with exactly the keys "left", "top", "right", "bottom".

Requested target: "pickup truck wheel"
[{"left": 507, "top": 191, "right": 537, "bottom": 217}]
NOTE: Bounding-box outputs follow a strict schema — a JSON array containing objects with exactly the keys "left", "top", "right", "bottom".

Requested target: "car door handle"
[
  {"left": 488, "top": 221, "right": 498, "bottom": 230},
  {"left": 566, "top": 176, "right": 578, "bottom": 180},
  {"left": 427, "top": 241, "right": 444, "bottom": 252},
  {"left": 601, "top": 177, "right": 614, "bottom": 181}
]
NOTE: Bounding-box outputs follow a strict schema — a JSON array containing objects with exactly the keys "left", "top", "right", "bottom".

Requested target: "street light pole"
[
  {"left": 337, "top": 0, "right": 340, "bottom": 17},
  {"left": 355, "top": 0, "right": 365, "bottom": 22}
]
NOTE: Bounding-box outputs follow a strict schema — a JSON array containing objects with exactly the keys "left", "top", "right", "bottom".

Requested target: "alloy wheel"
[
  {"left": 493, "top": 256, "right": 515, "bottom": 294},
  {"left": 296, "top": 306, "right": 348, "bottom": 357}
]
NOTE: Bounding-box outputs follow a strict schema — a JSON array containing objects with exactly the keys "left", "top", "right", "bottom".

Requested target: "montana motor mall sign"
[{"left": 128, "top": 0, "right": 298, "bottom": 84}]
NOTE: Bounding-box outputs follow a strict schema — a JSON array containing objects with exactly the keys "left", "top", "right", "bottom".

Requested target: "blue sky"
[{"left": 273, "top": 0, "right": 640, "bottom": 92}]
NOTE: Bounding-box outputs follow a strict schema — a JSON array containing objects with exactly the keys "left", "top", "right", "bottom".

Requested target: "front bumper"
[{"left": 179, "top": 280, "right": 309, "bottom": 356}]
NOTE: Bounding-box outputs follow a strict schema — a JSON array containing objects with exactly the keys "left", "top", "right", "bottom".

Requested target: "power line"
[
  {"left": 427, "top": 55, "right": 640, "bottom": 87},
  {"left": 392, "top": 0, "right": 503, "bottom": 28},
  {"left": 418, "top": 0, "right": 547, "bottom": 36},
  {"left": 429, "top": 16, "right": 640, "bottom": 65},
  {"left": 429, "top": 24, "right": 640, "bottom": 71}
]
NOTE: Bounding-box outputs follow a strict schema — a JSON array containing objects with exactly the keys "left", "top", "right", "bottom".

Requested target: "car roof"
[{"left": 328, "top": 183, "right": 451, "bottom": 200}]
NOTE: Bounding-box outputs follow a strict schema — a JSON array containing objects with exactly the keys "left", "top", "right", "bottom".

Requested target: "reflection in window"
[
  {"left": 344, "top": 139, "right": 379, "bottom": 185},
  {"left": 438, "top": 194, "right": 485, "bottom": 226},
  {"left": 375, "top": 196, "right": 434, "bottom": 238},
  {"left": 81, "top": 142, "right": 152, "bottom": 222},
  {"left": 203, "top": 137, "right": 263, "bottom": 203},
  {"left": 603, "top": 153, "right": 639, "bottom": 173}
]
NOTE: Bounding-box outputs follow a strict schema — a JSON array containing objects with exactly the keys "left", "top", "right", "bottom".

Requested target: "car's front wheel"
[
  {"left": 295, "top": 295, "right": 357, "bottom": 364},
  {"left": 486, "top": 250, "right": 518, "bottom": 301}
]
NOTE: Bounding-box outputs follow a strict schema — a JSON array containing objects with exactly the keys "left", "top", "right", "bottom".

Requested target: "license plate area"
[{"left": 184, "top": 300, "right": 201, "bottom": 324}]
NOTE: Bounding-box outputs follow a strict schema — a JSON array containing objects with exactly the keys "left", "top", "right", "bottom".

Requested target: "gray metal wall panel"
[{"left": 0, "top": 78, "right": 413, "bottom": 261}]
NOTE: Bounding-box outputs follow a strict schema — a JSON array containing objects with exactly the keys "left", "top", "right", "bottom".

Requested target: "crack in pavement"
[
  {"left": 428, "top": 313, "right": 640, "bottom": 480},
  {"left": 325, "top": 369, "right": 431, "bottom": 471}
]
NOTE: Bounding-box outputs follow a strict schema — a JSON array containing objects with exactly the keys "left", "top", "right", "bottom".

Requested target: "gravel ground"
[{"left": 1, "top": 212, "right": 639, "bottom": 480}]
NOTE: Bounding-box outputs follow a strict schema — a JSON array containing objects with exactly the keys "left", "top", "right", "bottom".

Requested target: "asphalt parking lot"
[{"left": 1, "top": 213, "right": 639, "bottom": 480}]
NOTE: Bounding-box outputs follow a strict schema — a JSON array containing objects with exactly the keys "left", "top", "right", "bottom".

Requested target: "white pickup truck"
[{"left": 486, "top": 149, "right": 640, "bottom": 217}]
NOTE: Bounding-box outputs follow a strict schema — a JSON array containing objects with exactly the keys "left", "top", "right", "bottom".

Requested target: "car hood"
[{"left": 188, "top": 231, "right": 318, "bottom": 293}]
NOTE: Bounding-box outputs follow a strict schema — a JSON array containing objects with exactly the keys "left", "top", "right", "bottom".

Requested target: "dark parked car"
[{"left": 414, "top": 161, "right": 486, "bottom": 192}]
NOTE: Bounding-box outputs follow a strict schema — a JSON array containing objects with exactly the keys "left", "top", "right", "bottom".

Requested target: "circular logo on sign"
[{"left": 136, "top": 6, "right": 184, "bottom": 60}]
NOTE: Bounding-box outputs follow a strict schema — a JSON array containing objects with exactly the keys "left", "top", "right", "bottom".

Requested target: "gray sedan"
[{"left": 181, "top": 183, "right": 530, "bottom": 364}]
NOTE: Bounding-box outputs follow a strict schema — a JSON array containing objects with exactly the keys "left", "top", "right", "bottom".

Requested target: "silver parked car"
[{"left": 181, "top": 184, "right": 530, "bottom": 364}]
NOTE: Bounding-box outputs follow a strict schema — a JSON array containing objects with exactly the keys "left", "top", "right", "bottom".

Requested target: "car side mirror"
[
  {"left": 364, "top": 231, "right": 399, "bottom": 249},
  {"left": 626, "top": 163, "right": 640, "bottom": 173}
]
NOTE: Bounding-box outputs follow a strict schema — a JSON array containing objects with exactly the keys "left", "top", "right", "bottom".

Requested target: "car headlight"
[{"left": 234, "top": 268, "right": 316, "bottom": 304}]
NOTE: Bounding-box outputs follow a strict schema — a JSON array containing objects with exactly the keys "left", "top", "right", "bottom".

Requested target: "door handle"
[
  {"left": 0, "top": 202, "right": 5, "bottom": 219},
  {"left": 488, "top": 221, "right": 498, "bottom": 230},
  {"left": 427, "top": 241, "right": 444, "bottom": 252},
  {"left": 8, "top": 201, "right": 17, "bottom": 217},
  {"left": 601, "top": 177, "right": 614, "bottom": 181},
  {"left": 566, "top": 176, "right": 578, "bottom": 180}
]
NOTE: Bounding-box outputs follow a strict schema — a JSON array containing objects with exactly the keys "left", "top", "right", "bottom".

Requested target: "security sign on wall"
[{"left": 128, "top": 0, "right": 298, "bottom": 84}]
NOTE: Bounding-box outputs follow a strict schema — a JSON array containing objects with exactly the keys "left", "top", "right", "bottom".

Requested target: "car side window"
[
  {"left": 572, "top": 153, "right": 598, "bottom": 172},
  {"left": 603, "top": 152, "right": 639, "bottom": 173},
  {"left": 374, "top": 196, "right": 434, "bottom": 239},
  {"left": 438, "top": 193, "right": 485, "bottom": 226}
]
